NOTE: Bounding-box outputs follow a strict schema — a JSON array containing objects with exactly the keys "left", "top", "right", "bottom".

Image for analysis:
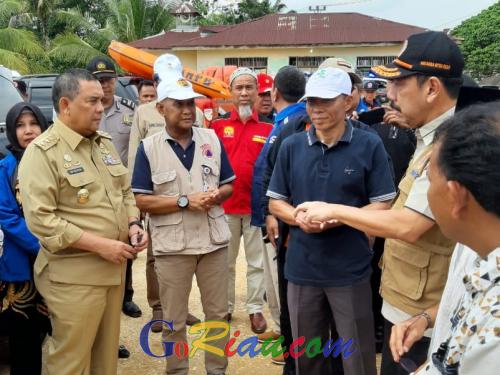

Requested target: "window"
[
  {"left": 289, "top": 56, "right": 333, "bottom": 72},
  {"left": 356, "top": 56, "right": 397, "bottom": 72},
  {"left": 224, "top": 57, "right": 268, "bottom": 73}
]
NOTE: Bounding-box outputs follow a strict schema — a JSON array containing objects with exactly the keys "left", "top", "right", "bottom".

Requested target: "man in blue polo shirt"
[{"left": 267, "top": 67, "right": 396, "bottom": 375}]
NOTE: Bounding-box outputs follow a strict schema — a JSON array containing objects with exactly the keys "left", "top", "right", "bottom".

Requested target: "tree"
[
  {"left": 452, "top": 2, "right": 500, "bottom": 79},
  {"left": 104, "top": 0, "right": 174, "bottom": 43},
  {"left": 0, "top": 27, "right": 47, "bottom": 73},
  {"left": 195, "top": 0, "right": 286, "bottom": 25}
]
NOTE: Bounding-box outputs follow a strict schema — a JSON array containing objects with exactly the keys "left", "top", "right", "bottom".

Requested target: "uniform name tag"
[{"left": 68, "top": 167, "right": 84, "bottom": 175}]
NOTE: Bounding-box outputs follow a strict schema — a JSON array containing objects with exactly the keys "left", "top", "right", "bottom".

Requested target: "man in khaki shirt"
[{"left": 19, "top": 69, "right": 148, "bottom": 375}]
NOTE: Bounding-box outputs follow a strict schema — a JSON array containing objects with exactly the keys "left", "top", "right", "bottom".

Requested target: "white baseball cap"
[
  {"left": 157, "top": 75, "right": 203, "bottom": 102},
  {"left": 300, "top": 67, "right": 352, "bottom": 102},
  {"left": 153, "top": 54, "right": 183, "bottom": 81}
]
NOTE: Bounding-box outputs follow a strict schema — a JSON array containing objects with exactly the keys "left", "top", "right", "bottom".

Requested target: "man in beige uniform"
[
  {"left": 132, "top": 72, "right": 235, "bottom": 374},
  {"left": 19, "top": 69, "right": 148, "bottom": 375},
  {"left": 294, "top": 31, "right": 464, "bottom": 374},
  {"left": 86, "top": 56, "right": 141, "bottom": 325}
]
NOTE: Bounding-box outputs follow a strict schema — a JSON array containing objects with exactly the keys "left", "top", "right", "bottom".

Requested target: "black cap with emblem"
[
  {"left": 86, "top": 56, "right": 117, "bottom": 79},
  {"left": 371, "top": 31, "right": 464, "bottom": 80}
]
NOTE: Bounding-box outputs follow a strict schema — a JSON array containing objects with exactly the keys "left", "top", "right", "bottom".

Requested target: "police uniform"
[
  {"left": 128, "top": 100, "right": 165, "bottom": 172},
  {"left": 100, "top": 95, "right": 135, "bottom": 167},
  {"left": 19, "top": 119, "right": 139, "bottom": 375}
]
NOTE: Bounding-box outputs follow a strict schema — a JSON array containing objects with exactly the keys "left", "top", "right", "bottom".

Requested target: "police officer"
[
  {"left": 86, "top": 56, "right": 141, "bottom": 324},
  {"left": 128, "top": 54, "right": 202, "bottom": 331},
  {"left": 19, "top": 69, "right": 148, "bottom": 375}
]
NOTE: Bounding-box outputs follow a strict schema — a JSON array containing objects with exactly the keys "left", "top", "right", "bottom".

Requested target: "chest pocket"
[
  {"left": 152, "top": 170, "right": 179, "bottom": 196},
  {"left": 201, "top": 162, "right": 220, "bottom": 191},
  {"left": 64, "top": 172, "right": 96, "bottom": 204}
]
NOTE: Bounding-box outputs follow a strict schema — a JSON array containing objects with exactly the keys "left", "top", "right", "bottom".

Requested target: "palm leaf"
[
  {"left": 0, "top": 47, "right": 29, "bottom": 74},
  {"left": 0, "top": 27, "right": 45, "bottom": 58},
  {"left": 0, "top": 0, "right": 26, "bottom": 28},
  {"left": 49, "top": 33, "right": 105, "bottom": 68}
]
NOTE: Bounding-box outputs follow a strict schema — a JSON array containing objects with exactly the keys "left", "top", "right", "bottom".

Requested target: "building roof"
[{"left": 131, "top": 12, "right": 427, "bottom": 50}]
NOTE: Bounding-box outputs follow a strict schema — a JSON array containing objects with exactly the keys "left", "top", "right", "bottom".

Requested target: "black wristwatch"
[
  {"left": 128, "top": 220, "right": 143, "bottom": 230},
  {"left": 177, "top": 195, "right": 189, "bottom": 209}
]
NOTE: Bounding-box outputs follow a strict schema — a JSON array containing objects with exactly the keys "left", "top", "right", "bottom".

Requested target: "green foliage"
[
  {"left": 196, "top": 0, "right": 286, "bottom": 25},
  {"left": 48, "top": 33, "right": 106, "bottom": 72},
  {"left": 452, "top": 2, "right": 500, "bottom": 79},
  {"left": 104, "top": 0, "right": 174, "bottom": 43},
  {"left": 0, "top": 0, "right": 176, "bottom": 74}
]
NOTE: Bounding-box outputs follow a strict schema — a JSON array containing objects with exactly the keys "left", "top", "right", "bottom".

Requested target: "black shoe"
[
  {"left": 118, "top": 345, "right": 130, "bottom": 359},
  {"left": 123, "top": 301, "right": 142, "bottom": 318}
]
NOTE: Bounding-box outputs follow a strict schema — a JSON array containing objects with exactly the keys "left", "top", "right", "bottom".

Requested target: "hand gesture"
[
  {"left": 294, "top": 201, "right": 338, "bottom": 226},
  {"left": 389, "top": 315, "right": 428, "bottom": 363},
  {"left": 98, "top": 239, "right": 136, "bottom": 265},
  {"left": 383, "top": 109, "right": 410, "bottom": 129},
  {"left": 129, "top": 226, "right": 148, "bottom": 252}
]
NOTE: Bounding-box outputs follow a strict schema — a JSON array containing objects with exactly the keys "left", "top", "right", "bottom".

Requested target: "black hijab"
[{"left": 5, "top": 102, "right": 49, "bottom": 162}]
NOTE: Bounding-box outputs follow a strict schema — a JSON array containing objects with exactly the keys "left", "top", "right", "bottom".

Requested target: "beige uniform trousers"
[
  {"left": 263, "top": 242, "right": 281, "bottom": 333},
  {"left": 146, "top": 224, "right": 162, "bottom": 312},
  {"left": 35, "top": 266, "right": 124, "bottom": 375},
  {"left": 226, "top": 214, "right": 266, "bottom": 314},
  {"left": 155, "top": 247, "right": 228, "bottom": 375}
]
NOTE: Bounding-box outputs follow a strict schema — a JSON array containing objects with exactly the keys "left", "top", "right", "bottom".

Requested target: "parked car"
[
  {"left": 19, "top": 74, "right": 141, "bottom": 123},
  {"left": 0, "top": 67, "right": 24, "bottom": 159}
]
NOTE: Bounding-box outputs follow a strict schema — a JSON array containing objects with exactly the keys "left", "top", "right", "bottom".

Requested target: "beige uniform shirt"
[
  {"left": 19, "top": 119, "right": 139, "bottom": 286},
  {"left": 128, "top": 100, "right": 165, "bottom": 173},
  {"left": 382, "top": 106, "right": 455, "bottom": 334},
  {"left": 100, "top": 95, "right": 135, "bottom": 167}
]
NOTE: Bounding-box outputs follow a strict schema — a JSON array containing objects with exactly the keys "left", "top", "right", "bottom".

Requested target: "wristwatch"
[
  {"left": 128, "top": 220, "right": 143, "bottom": 230},
  {"left": 177, "top": 195, "right": 189, "bottom": 209}
]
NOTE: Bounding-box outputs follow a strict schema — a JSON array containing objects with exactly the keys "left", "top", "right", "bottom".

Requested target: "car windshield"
[{"left": 0, "top": 75, "right": 23, "bottom": 127}]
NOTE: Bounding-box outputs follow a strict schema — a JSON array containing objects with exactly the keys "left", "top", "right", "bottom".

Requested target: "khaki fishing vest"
[
  {"left": 143, "top": 127, "right": 231, "bottom": 255},
  {"left": 380, "top": 144, "right": 455, "bottom": 315}
]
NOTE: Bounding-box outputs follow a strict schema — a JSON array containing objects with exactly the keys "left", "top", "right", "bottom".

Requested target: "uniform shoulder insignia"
[
  {"left": 97, "top": 130, "right": 113, "bottom": 140},
  {"left": 120, "top": 97, "right": 136, "bottom": 111},
  {"left": 34, "top": 134, "right": 59, "bottom": 151}
]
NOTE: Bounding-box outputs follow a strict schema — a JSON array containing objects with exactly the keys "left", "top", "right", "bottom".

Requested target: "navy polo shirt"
[
  {"left": 267, "top": 122, "right": 396, "bottom": 287},
  {"left": 132, "top": 131, "right": 235, "bottom": 194}
]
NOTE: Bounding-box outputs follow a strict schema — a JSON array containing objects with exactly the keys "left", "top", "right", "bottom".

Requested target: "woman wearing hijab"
[{"left": 0, "top": 102, "right": 50, "bottom": 375}]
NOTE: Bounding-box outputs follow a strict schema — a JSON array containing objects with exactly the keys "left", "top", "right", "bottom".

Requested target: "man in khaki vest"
[
  {"left": 131, "top": 72, "right": 235, "bottom": 375},
  {"left": 19, "top": 69, "right": 148, "bottom": 375},
  {"left": 128, "top": 54, "right": 202, "bottom": 331},
  {"left": 293, "top": 31, "right": 464, "bottom": 374}
]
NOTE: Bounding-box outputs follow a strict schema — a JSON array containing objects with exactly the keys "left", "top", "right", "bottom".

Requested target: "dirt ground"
[
  {"left": 1, "top": 248, "right": 381, "bottom": 374},
  {"left": 117, "top": 249, "right": 283, "bottom": 375}
]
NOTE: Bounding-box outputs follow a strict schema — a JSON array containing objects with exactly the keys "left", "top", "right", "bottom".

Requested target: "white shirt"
[{"left": 416, "top": 246, "right": 500, "bottom": 375}]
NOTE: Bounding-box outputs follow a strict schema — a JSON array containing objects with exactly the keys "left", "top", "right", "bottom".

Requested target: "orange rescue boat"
[{"left": 108, "top": 40, "right": 231, "bottom": 99}]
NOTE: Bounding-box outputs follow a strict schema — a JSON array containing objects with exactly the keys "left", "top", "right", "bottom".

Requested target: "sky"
[{"left": 281, "top": 0, "right": 498, "bottom": 30}]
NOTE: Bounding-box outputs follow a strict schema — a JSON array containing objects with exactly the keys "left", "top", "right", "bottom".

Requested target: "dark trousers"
[
  {"left": 288, "top": 280, "right": 377, "bottom": 375},
  {"left": 371, "top": 238, "right": 385, "bottom": 351},
  {"left": 0, "top": 308, "right": 45, "bottom": 375},
  {"left": 381, "top": 318, "right": 430, "bottom": 375},
  {"left": 277, "top": 247, "right": 295, "bottom": 375},
  {"left": 123, "top": 258, "right": 134, "bottom": 303}
]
